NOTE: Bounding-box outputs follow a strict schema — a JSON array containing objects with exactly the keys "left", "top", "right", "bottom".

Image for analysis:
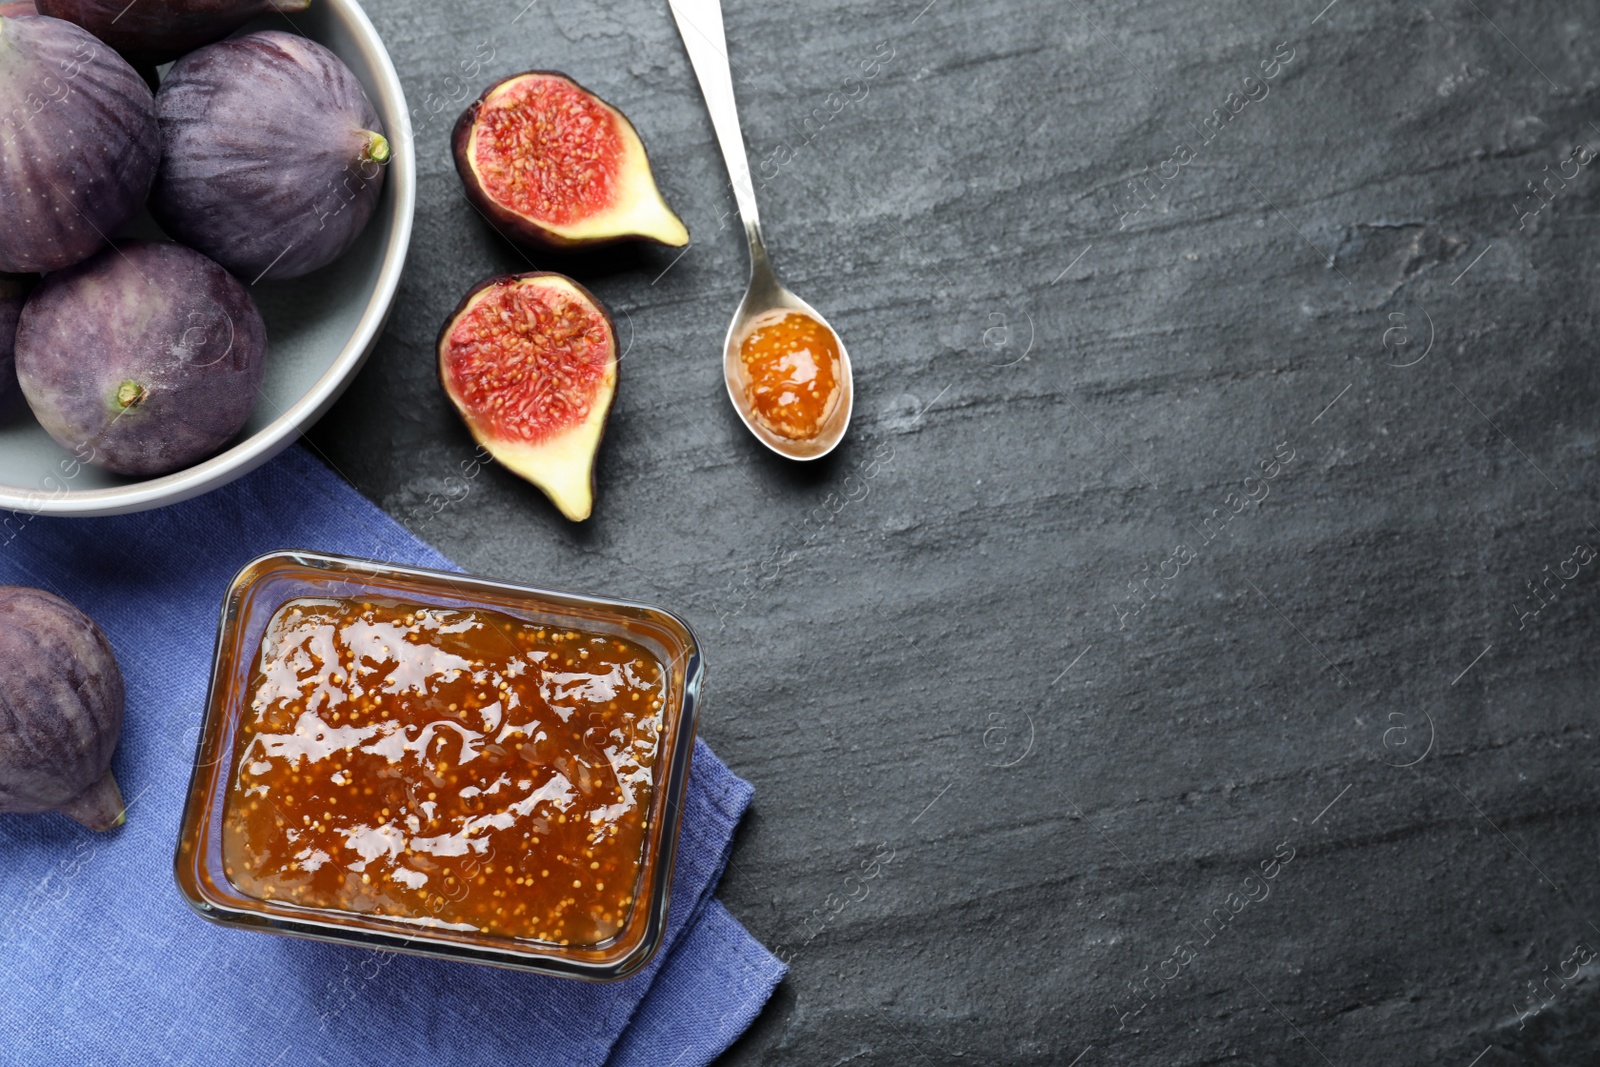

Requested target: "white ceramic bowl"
[{"left": 0, "top": 0, "right": 414, "bottom": 516}]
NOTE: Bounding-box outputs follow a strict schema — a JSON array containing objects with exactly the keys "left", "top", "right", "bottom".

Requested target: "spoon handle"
[{"left": 668, "top": 0, "right": 768, "bottom": 267}]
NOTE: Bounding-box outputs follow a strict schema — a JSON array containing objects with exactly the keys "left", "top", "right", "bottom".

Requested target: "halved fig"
[
  {"left": 453, "top": 71, "right": 688, "bottom": 252},
  {"left": 438, "top": 272, "right": 617, "bottom": 521}
]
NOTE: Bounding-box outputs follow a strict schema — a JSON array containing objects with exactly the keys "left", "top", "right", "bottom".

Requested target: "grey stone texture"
[{"left": 308, "top": 1, "right": 1600, "bottom": 1063}]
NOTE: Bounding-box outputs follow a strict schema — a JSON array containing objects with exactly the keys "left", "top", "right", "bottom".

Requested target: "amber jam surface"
[
  {"left": 222, "top": 596, "right": 666, "bottom": 947},
  {"left": 737, "top": 309, "right": 842, "bottom": 441}
]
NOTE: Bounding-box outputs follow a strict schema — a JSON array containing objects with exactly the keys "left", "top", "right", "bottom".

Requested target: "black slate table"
[{"left": 308, "top": 0, "right": 1600, "bottom": 1063}]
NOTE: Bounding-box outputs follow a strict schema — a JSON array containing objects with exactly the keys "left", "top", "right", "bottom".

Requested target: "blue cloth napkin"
[{"left": 0, "top": 445, "right": 783, "bottom": 1067}]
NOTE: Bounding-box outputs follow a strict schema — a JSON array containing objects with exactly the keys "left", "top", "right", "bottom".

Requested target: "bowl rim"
[{"left": 0, "top": 0, "right": 415, "bottom": 518}]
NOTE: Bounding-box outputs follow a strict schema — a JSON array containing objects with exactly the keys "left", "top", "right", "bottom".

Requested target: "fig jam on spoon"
[{"left": 669, "top": 0, "right": 854, "bottom": 460}]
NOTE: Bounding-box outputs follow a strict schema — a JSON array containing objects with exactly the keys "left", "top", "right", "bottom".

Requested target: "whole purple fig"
[
  {"left": 0, "top": 272, "right": 32, "bottom": 405},
  {"left": 35, "top": 0, "right": 310, "bottom": 67},
  {"left": 0, "top": 14, "right": 160, "bottom": 273},
  {"left": 151, "top": 31, "right": 390, "bottom": 283},
  {"left": 15, "top": 241, "right": 269, "bottom": 477},
  {"left": 0, "top": 586, "right": 127, "bottom": 832}
]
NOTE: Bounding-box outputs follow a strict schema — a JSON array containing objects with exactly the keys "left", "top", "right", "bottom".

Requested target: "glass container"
[{"left": 174, "top": 549, "right": 702, "bottom": 980}]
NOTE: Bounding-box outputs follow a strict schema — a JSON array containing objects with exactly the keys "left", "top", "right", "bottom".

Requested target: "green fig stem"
[
  {"left": 114, "top": 380, "right": 147, "bottom": 411},
  {"left": 55, "top": 769, "right": 127, "bottom": 832},
  {"left": 361, "top": 131, "right": 391, "bottom": 165},
  {"left": 270, "top": 0, "right": 313, "bottom": 12}
]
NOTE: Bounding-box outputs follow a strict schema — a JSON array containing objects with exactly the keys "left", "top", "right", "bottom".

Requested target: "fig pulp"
[
  {"left": 0, "top": 14, "right": 160, "bottom": 273},
  {"left": 454, "top": 72, "right": 687, "bottom": 252},
  {"left": 36, "top": 0, "right": 311, "bottom": 66},
  {"left": 438, "top": 273, "right": 618, "bottom": 521},
  {"left": 0, "top": 586, "right": 127, "bottom": 831},
  {"left": 0, "top": 272, "right": 32, "bottom": 406},
  {"left": 151, "top": 30, "right": 389, "bottom": 282},
  {"left": 16, "top": 240, "right": 269, "bottom": 476}
]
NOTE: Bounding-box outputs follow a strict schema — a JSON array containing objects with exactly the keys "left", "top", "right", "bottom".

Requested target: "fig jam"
[
  {"left": 737, "top": 309, "right": 842, "bottom": 440},
  {"left": 222, "top": 596, "right": 665, "bottom": 947}
]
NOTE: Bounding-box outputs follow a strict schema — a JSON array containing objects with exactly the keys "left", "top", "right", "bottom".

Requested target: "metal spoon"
[{"left": 669, "top": 0, "right": 853, "bottom": 461}]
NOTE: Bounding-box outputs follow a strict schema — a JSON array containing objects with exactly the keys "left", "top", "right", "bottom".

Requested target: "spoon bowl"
[
  {"left": 671, "top": 0, "right": 854, "bottom": 460},
  {"left": 722, "top": 270, "right": 853, "bottom": 461}
]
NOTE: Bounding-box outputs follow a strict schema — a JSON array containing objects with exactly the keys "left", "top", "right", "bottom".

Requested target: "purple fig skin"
[
  {"left": 15, "top": 240, "right": 269, "bottom": 477},
  {"left": 0, "top": 586, "right": 127, "bottom": 832},
  {"left": 35, "top": 0, "right": 310, "bottom": 67},
  {"left": 0, "top": 15, "right": 160, "bottom": 273},
  {"left": 151, "top": 31, "right": 390, "bottom": 283},
  {"left": 0, "top": 272, "right": 33, "bottom": 405}
]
